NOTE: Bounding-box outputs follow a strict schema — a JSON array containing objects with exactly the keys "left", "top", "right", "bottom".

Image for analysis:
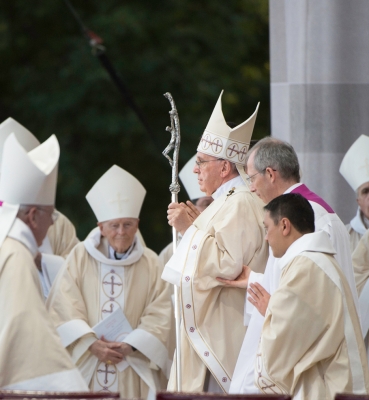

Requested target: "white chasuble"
[
  {"left": 162, "top": 184, "right": 269, "bottom": 393},
  {"left": 353, "top": 229, "right": 369, "bottom": 365},
  {"left": 0, "top": 219, "right": 87, "bottom": 391},
  {"left": 256, "top": 231, "right": 369, "bottom": 399},
  {"left": 347, "top": 207, "right": 368, "bottom": 253},
  {"left": 47, "top": 228, "right": 172, "bottom": 400}
]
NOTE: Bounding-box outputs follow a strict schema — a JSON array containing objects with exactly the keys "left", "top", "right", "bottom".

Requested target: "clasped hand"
[
  {"left": 167, "top": 201, "right": 200, "bottom": 235},
  {"left": 89, "top": 336, "right": 133, "bottom": 364}
]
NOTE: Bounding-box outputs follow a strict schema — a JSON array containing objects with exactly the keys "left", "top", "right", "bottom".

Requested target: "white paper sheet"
[{"left": 92, "top": 308, "right": 133, "bottom": 372}]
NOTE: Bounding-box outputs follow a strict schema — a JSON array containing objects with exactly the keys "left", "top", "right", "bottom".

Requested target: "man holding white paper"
[{"left": 47, "top": 165, "right": 171, "bottom": 400}]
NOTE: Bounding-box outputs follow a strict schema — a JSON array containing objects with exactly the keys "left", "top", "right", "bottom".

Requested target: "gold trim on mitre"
[{"left": 197, "top": 90, "right": 260, "bottom": 165}]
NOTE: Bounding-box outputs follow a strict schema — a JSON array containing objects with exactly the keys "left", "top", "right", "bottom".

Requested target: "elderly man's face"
[
  {"left": 357, "top": 182, "right": 369, "bottom": 219},
  {"left": 99, "top": 218, "right": 139, "bottom": 253},
  {"left": 193, "top": 152, "right": 224, "bottom": 196},
  {"left": 247, "top": 151, "right": 273, "bottom": 203}
]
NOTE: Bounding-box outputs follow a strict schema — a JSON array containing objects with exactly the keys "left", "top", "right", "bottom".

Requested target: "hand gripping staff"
[{"left": 162, "top": 92, "right": 182, "bottom": 391}]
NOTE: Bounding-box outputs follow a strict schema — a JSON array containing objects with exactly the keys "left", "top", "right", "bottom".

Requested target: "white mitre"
[
  {"left": 0, "top": 133, "right": 60, "bottom": 246},
  {"left": 339, "top": 135, "right": 369, "bottom": 191},
  {"left": 179, "top": 155, "right": 204, "bottom": 201},
  {"left": 0, "top": 117, "right": 40, "bottom": 169},
  {"left": 197, "top": 90, "right": 259, "bottom": 167},
  {"left": 86, "top": 165, "right": 146, "bottom": 222}
]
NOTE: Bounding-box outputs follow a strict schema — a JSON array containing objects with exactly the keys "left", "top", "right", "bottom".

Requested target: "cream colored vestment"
[
  {"left": 0, "top": 218, "right": 87, "bottom": 391},
  {"left": 47, "top": 228, "right": 172, "bottom": 400},
  {"left": 38, "top": 210, "right": 79, "bottom": 297},
  {"left": 353, "top": 229, "right": 369, "bottom": 365},
  {"left": 256, "top": 231, "right": 369, "bottom": 399},
  {"left": 346, "top": 207, "right": 368, "bottom": 253},
  {"left": 162, "top": 182, "right": 269, "bottom": 393}
]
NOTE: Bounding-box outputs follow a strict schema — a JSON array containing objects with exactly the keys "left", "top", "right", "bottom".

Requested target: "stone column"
[{"left": 269, "top": 0, "right": 369, "bottom": 222}]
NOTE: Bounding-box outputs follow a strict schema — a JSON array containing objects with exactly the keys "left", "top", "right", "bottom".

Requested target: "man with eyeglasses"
[
  {"left": 0, "top": 133, "right": 88, "bottom": 390},
  {"left": 219, "top": 137, "right": 358, "bottom": 395},
  {"left": 47, "top": 165, "right": 172, "bottom": 399},
  {"left": 162, "top": 91, "right": 269, "bottom": 393},
  {"left": 0, "top": 117, "right": 80, "bottom": 298}
]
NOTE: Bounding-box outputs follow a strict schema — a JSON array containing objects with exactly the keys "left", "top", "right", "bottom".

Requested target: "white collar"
[
  {"left": 350, "top": 207, "right": 369, "bottom": 235},
  {"left": 7, "top": 218, "right": 39, "bottom": 258},
  {"left": 84, "top": 227, "right": 144, "bottom": 266},
  {"left": 283, "top": 182, "right": 302, "bottom": 194},
  {"left": 277, "top": 231, "right": 336, "bottom": 271},
  {"left": 212, "top": 175, "right": 245, "bottom": 200},
  {"left": 108, "top": 241, "right": 135, "bottom": 260}
]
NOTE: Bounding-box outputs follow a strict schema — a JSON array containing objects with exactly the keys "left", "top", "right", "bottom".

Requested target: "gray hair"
[
  {"left": 246, "top": 137, "right": 300, "bottom": 182},
  {"left": 216, "top": 158, "right": 239, "bottom": 175}
]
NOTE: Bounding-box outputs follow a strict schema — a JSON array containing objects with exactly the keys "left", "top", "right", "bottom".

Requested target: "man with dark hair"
[
  {"left": 219, "top": 136, "right": 358, "bottom": 394},
  {"left": 252, "top": 194, "right": 369, "bottom": 398}
]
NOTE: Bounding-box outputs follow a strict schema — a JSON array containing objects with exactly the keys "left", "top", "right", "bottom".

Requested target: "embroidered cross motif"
[
  {"left": 189, "top": 327, "right": 195, "bottom": 332},
  {"left": 185, "top": 276, "right": 190, "bottom": 282},
  {"left": 102, "top": 303, "right": 114, "bottom": 314},
  {"left": 360, "top": 157, "right": 369, "bottom": 176},
  {"left": 103, "top": 275, "right": 123, "bottom": 295},
  {"left": 186, "top": 304, "right": 191, "bottom": 309},
  {"left": 204, "top": 351, "right": 209, "bottom": 357},
  {"left": 227, "top": 143, "right": 239, "bottom": 157},
  {"left": 201, "top": 134, "right": 211, "bottom": 150},
  {"left": 222, "top": 377, "right": 227, "bottom": 382},
  {"left": 192, "top": 244, "right": 197, "bottom": 250},
  {"left": 97, "top": 363, "right": 116, "bottom": 385},
  {"left": 212, "top": 138, "right": 223, "bottom": 153},
  {"left": 239, "top": 146, "right": 248, "bottom": 161},
  {"left": 109, "top": 192, "right": 128, "bottom": 213},
  {"left": 261, "top": 381, "right": 276, "bottom": 391},
  {"left": 227, "top": 187, "right": 236, "bottom": 197}
]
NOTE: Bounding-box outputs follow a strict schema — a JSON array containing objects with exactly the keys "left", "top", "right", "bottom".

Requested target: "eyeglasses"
[
  {"left": 244, "top": 167, "right": 277, "bottom": 184},
  {"left": 195, "top": 159, "right": 223, "bottom": 169},
  {"left": 36, "top": 207, "right": 59, "bottom": 223}
]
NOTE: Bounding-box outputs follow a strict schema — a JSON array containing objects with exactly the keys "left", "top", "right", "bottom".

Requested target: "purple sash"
[{"left": 291, "top": 184, "right": 334, "bottom": 214}]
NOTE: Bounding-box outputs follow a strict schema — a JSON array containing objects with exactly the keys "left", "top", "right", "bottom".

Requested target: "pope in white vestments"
[
  {"left": 47, "top": 165, "right": 172, "bottom": 400},
  {"left": 254, "top": 193, "right": 369, "bottom": 399},
  {"left": 339, "top": 134, "right": 369, "bottom": 252},
  {"left": 0, "top": 134, "right": 87, "bottom": 390},
  {"left": 163, "top": 91, "right": 269, "bottom": 393}
]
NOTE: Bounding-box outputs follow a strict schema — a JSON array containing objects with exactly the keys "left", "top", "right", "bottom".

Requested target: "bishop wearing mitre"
[
  {"left": 0, "top": 117, "right": 79, "bottom": 297},
  {"left": 0, "top": 133, "right": 87, "bottom": 390},
  {"left": 162, "top": 91, "right": 269, "bottom": 393},
  {"left": 47, "top": 165, "right": 172, "bottom": 400}
]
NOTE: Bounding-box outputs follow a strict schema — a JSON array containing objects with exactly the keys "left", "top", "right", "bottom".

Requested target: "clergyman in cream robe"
[
  {"left": 346, "top": 207, "right": 368, "bottom": 253},
  {"left": 47, "top": 228, "right": 171, "bottom": 400},
  {"left": 352, "top": 229, "right": 369, "bottom": 365},
  {"left": 162, "top": 176, "right": 269, "bottom": 393},
  {"left": 256, "top": 230, "right": 369, "bottom": 399},
  {"left": 0, "top": 218, "right": 88, "bottom": 390}
]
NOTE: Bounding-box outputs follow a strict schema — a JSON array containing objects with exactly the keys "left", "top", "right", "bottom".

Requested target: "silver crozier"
[{"left": 162, "top": 92, "right": 182, "bottom": 391}]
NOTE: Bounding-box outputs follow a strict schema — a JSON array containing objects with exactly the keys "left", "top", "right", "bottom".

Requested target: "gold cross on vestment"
[
  {"left": 359, "top": 157, "right": 369, "bottom": 176},
  {"left": 109, "top": 192, "right": 128, "bottom": 212}
]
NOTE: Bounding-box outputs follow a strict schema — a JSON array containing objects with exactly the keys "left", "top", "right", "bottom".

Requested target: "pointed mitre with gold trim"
[
  {"left": 86, "top": 165, "right": 146, "bottom": 222},
  {"left": 339, "top": 135, "right": 369, "bottom": 191},
  {"left": 0, "top": 117, "right": 40, "bottom": 169},
  {"left": 197, "top": 90, "right": 259, "bottom": 166},
  {"left": 179, "top": 155, "right": 204, "bottom": 200}
]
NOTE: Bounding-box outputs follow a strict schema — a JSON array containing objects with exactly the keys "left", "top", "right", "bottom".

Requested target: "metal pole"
[{"left": 162, "top": 92, "right": 182, "bottom": 391}]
